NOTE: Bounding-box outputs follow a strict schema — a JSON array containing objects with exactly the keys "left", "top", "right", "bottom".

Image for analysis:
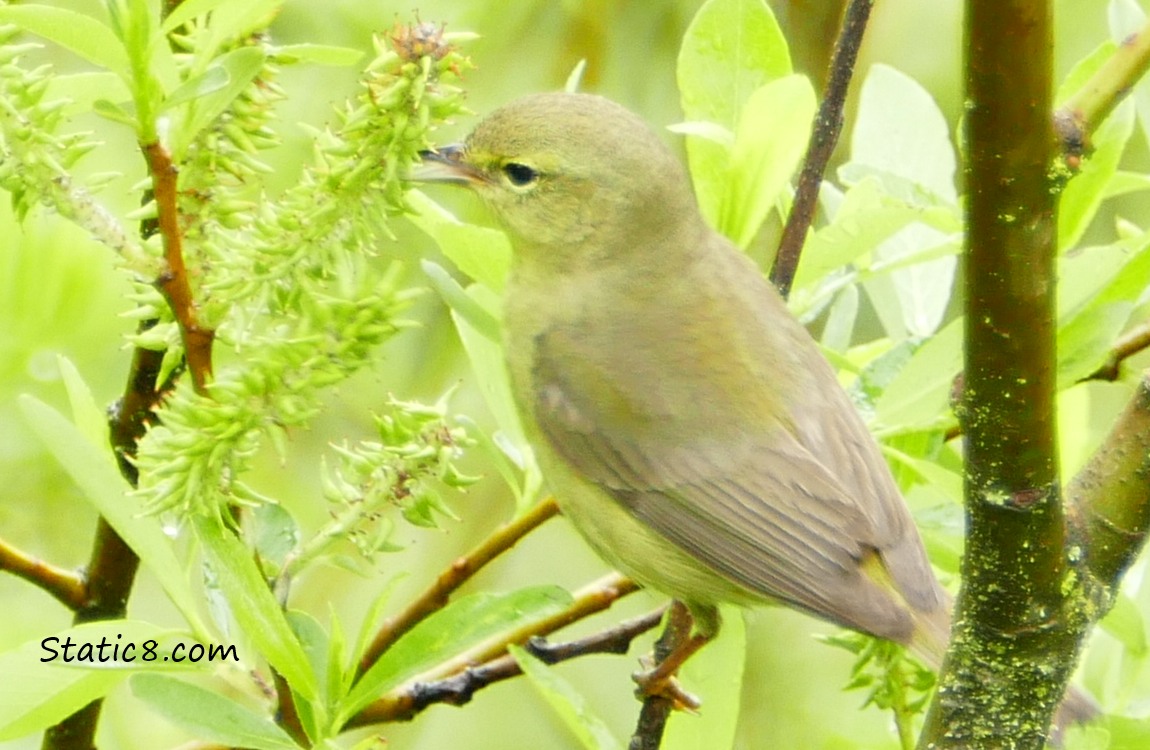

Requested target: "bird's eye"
[{"left": 502, "top": 162, "right": 539, "bottom": 187}]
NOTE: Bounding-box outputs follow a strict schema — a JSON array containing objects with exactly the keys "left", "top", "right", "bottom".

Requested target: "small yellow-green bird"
[{"left": 416, "top": 91, "right": 1090, "bottom": 721}]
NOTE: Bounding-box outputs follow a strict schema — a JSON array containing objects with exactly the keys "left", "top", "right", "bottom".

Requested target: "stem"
[
  {"left": 143, "top": 141, "right": 214, "bottom": 395},
  {"left": 0, "top": 538, "right": 85, "bottom": 609},
  {"left": 344, "top": 607, "right": 664, "bottom": 727},
  {"left": 771, "top": 0, "right": 874, "bottom": 299},
  {"left": 41, "top": 220, "right": 178, "bottom": 750},
  {"left": 1069, "top": 374, "right": 1150, "bottom": 584},
  {"left": 1084, "top": 319, "right": 1150, "bottom": 382},
  {"left": 346, "top": 572, "right": 640, "bottom": 727},
  {"left": 1055, "top": 17, "right": 1150, "bottom": 161},
  {"left": 356, "top": 497, "right": 561, "bottom": 676},
  {"left": 919, "top": 1, "right": 1074, "bottom": 746},
  {"left": 627, "top": 601, "right": 694, "bottom": 750}
]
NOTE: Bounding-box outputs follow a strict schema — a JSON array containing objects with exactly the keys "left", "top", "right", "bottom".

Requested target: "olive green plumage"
[
  {"left": 420, "top": 91, "right": 950, "bottom": 656},
  {"left": 415, "top": 91, "right": 1106, "bottom": 729}
]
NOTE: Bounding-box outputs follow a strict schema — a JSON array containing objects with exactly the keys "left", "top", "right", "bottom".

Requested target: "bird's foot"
[{"left": 632, "top": 656, "right": 701, "bottom": 712}]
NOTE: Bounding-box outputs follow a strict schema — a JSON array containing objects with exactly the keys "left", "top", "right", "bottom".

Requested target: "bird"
[{"left": 413, "top": 90, "right": 1094, "bottom": 729}]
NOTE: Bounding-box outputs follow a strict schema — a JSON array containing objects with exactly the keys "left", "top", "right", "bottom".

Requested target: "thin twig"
[
  {"left": 629, "top": 601, "right": 692, "bottom": 750},
  {"left": 347, "top": 572, "right": 641, "bottom": 727},
  {"left": 1084, "top": 319, "right": 1150, "bottom": 382},
  {"left": 0, "top": 538, "right": 85, "bottom": 610},
  {"left": 357, "top": 497, "right": 561, "bottom": 676},
  {"left": 771, "top": 0, "right": 874, "bottom": 299},
  {"left": 1055, "top": 16, "right": 1150, "bottom": 164},
  {"left": 527, "top": 605, "right": 667, "bottom": 663},
  {"left": 346, "top": 605, "right": 665, "bottom": 727},
  {"left": 143, "top": 141, "right": 214, "bottom": 394}
]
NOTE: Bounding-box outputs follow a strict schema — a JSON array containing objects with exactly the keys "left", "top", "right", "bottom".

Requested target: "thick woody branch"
[
  {"left": 1068, "top": 373, "right": 1150, "bottom": 584},
  {"left": 920, "top": 1, "right": 1075, "bottom": 746}
]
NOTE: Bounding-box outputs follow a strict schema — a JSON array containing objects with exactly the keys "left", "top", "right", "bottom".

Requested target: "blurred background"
[{"left": 0, "top": 1, "right": 1138, "bottom": 748}]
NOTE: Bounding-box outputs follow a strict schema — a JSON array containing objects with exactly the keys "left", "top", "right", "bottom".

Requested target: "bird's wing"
[{"left": 530, "top": 312, "right": 928, "bottom": 641}]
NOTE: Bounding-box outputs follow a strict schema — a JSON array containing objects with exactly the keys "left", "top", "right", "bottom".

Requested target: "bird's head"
[{"left": 414, "top": 92, "right": 697, "bottom": 265}]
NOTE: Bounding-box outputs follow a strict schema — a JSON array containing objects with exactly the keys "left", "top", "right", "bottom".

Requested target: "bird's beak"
[{"left": 409, "top": 144, "right": 486, "bottom": 186}]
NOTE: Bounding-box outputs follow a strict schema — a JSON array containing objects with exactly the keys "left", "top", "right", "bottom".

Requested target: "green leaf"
[
  {"left": 510, "top": 645, "right": 623, "bottom": 750},
  {"left": 723, "top": 75, "right": 816, "bottom": 248},
  {"left": 161, "top": 0, "right": 237, "bottom": 33},
  {"left": 272, "top": 43, "right": 364, "bottom": 66},
  {"left": 662, "top": 605, "right": 746, "bottom": 750},
  {"left": 1099, "top": 592, "right": 1148, "bottom": 658},
  {"left": 324, "top": 610, "right": 351, "bottom": 730},
  {"left": 677, "top": 0, "right": 791, "bottom": 128},
  {"left": 846, "top": 64, "right": 956, "bottom": 205},
  {"left": 0, "top": 5, "right": 129, "bottom": 75},
  {"left": 1105, "top": 170, "right": 1150, "bottom": 200},
  {"left": 1057, "top": 235, "right": 1150, "bottom": 385},
  {"left": 1060, "top": 99, "right": 1136, "bottom": 251},
  {"left": 408, "top": 190, "right": 513, "bottom": 291},
  {"left": 163, "top": 64, "right": 230, "bottom": 111},
  {"left": 866, "top": 223, "right": 958, "bottom": 339},
  {"left": 92, "top": 98, "right": 139, "bottom": 128},
  {"left": 1085, "top": 716, "right": 1150, "bottom": 749},
  {"left": 197, "top": 0, "right": 285, "bottom": 61},
  {"left": 193, "top": 514, "right": 318, "bottom": 702},
  {"left": 1057, "top": 42, "right": 1136, "bottom": 250},
  {"left": 171, "top": 46, "right": 269, "bottom": 156},
  {"left": 17, "top": 395, "right": 208, "bottom": 637},
  {"left": 883, "top": 446, "right": 964, "bottom": 507},
  {"left": 56, "top": 356, "right": 108, "bottom": 448},
  {"left": 789, "top": 176, "right": 959, "bottom": 315},
  {"left": 286, "top": 610, "right": 331, "bottom": 740},
  {"left": 872, "top": 316, "right": 963, "bottom": 433},
  {"left": 665, "top": 120, "right": 735, "bottom": 148},
  {"left": 131, "top": 674, "right": 299, "bottom": 750},
  {"left": 45, "top": 72, "right": 133, "bottom": 117},
  {"left": 821, "top": 284, "right": 859, "bottom": 352},
  {"left": 341, "top": 586, "right": 573, "bottom": 722},
  {"left": 1111, "top": 0, "right": 1150, "bottom": 157},
  {"left": 677, "top": 0, "right": 790, "bottom": 225},
  {"left": 421, "top": 260, "right": 502, "bottom": 342},
  {"left": 0, "top": 621, "right": 171, "bottom": 741},
  {"left": 425, "top": 271, "right": 543, "bottom": 509},
  {"left": 565, "top": 58, "right": 588, "bottom": 93}
]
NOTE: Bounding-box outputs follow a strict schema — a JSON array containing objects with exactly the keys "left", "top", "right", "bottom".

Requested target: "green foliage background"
[{"left": 1, "top": 0, "right": 1149, "bottom": 748}]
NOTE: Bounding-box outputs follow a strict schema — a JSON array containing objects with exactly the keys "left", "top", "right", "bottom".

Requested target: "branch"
[
  {"left": 42, "top": 214, "right": 176, "bottom": 750},
  {"left": 770, "top": 0, "right": 874, "bottom": 298},
  {"left": 142, "top": 141, "right": 214, "bottom": 395},
  {"left": 356, "top": 497, "right": 561, "bottom": 676},
  {"left": 41, "top": 520, "right": 142, "bottom": 750},
  {"left": 347, "top": 607, "right": 664, "bottom": 727},
  {"left": 1084, "top": 319, "right": 1150, "bottom": 382},
  {"left": 920, "top": 1, "right": 1076, "bottom": 746},
  {"left": 628, "top": 601, "right": 693, "bottom": 750},
  {"left": 0, "top": 538, "right": 85, "bottom": 610},
  {"left": 1068, "top": 372, "right": 1150, "bottom": 584},
  {"left": 346, "top": 572, "right": 641, "bottom": 727},
  {"left": 1055, "top": 16, "right": 1150, "bottom": 163}
]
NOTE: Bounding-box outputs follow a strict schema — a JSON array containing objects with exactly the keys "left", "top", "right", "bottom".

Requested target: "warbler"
[{"left": 415, "top": 91, "right": 1093, "bottom": 726}]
